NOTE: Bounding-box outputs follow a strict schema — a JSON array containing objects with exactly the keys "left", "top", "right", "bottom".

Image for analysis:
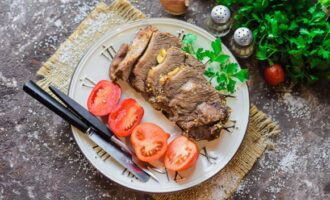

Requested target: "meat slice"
[
  {"left": 109, "top": 44, "right": 129, "bottom": 80},
  {"left": 160, "top": 65, "right": 206, "bottom": 102},
  {"left": 194, "top": 102, "right": 229, "bottom": 125},
  {"left": 108, "top": 25, "right": 231, "bottom": 141},
  {"left": 146, "top": 47, "right": 205, "bottom": 97},
  {"left": 110, "top": 25, "right": 157, "bottom": 81},
  {"left": 155, "top": 66, "right": 229, "bottom": 140},
  {"left": 185, "top": 53, "right": 205, "bottom": 70},
  {"left": 130, "top": 32, "right": 182, "bottom": 92},
  {"left": 168, "top": 81, "right": 227, "bottom": 124},
  {"left": 146, "top": 47, "right": 186, "bottom": 96}
]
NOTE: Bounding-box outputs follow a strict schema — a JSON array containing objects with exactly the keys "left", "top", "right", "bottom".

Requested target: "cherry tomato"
[
  {"left": 109, "top": 98, "right": 144, "bottom": 137},
  {"left": 164, "top": 136, "right": 199, "bottom": 171},
  {"left": 131, "top": 123, "right": 170, "bottom": 162},
  {"left": 264, "top": 64, "right": 285, "bottom": 86},
  {"left": 87, "top": 80, "right": 121, "bottom": 116}
]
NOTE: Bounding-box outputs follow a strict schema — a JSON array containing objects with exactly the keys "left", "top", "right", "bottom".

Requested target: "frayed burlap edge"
[
  {"left": 36, "top": 0, "right": 146, "bottom": 94},
  {"left": 34, "top": 1, "right": 280, "bottom": 199}
]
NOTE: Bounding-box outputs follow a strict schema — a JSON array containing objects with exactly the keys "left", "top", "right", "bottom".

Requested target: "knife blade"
[
  {"left": 49, "top": 85, "right": 160, "bottom": 181},
  {"left": 85, "top": 128, "right": 150, "bottom": 182},
  {"left": 23, "top": 81, "right": 150, "bottom": 182}
]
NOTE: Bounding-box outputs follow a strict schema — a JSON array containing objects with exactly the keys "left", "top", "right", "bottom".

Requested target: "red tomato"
[
  {"left": 164, "top": 136, "right": 199, "bottom": 171},
  {"left": 264, "top": 64, "right": 285, "bottom": 86},
  {"left": 131, "top": 123, "right": 170, "bottom": 162},
  {"left": 109, "top": 98, "right": 144, "bottom": 137},
  {"left": 87, "top": 80, "right": 121, "bottom": 116}
]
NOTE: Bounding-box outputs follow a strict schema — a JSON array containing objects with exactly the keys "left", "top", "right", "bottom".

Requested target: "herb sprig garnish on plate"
[{"left": 182, "top": 33, "right": 248, "bottom": 94}]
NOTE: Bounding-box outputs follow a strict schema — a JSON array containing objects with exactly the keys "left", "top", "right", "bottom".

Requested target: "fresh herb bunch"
[
  {"left": 216, "top": 0, "right": 330, "bottom": 83},
  {"left": 319, "top": 0, "right": 330, "bottom": 9},
  {"left": 182, "top": 33, "right": 248, "bottom": 93}
]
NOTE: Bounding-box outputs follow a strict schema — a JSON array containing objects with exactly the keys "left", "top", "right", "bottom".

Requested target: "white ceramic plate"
[{"left": 68, "top": 18, "right": 249, "bottom": 193}]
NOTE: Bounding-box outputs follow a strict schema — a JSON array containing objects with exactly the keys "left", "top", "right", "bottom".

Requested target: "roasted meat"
[
  {"left": 146, "top": 47, "right": 205, "bottom": 100},
  {"left": 109, "top": 25, "right": 230, "bottom": 141},
  {"left": 157, "top": 66, "right": 228, "bottom": 140},
  {"left": 109, "top": 44, "right": 129, "bottom": 80},
  {"left": 109, "top": 25, "right": 157, "bottom": 81},
  {"left": 130, "top": 32, "right": 182, "bottom": 92}
]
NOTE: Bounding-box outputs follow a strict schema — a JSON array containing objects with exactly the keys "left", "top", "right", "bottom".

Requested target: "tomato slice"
[
  {"left": 87, "top": 80, "right": 121, "bottom": 116},
  {"left": 109, "top": 98, "right": 144, "bottom": 137},
  {"left": 164, "top": 136, "right": 199, "bottom": 171},
  {"left": 131, "top": 123, "right": 170, "bottom": 162}
]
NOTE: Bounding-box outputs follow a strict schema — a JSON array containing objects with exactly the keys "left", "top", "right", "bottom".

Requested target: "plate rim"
[{"left": 67, "top": 17, "right": 250, "bottom": 193}]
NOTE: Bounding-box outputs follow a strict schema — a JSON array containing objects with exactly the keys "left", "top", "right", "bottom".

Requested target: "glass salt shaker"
[
  {"left": 230, "top": 27, "right": 254, "bottom": 58},
  {"left": 207, "top": 5, "right": 233, "bottom": 37}
]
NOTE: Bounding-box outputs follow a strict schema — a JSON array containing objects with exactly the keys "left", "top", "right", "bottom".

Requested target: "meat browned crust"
[
  {"left": 112, "top": 25, "right": 157, "bottom": 81},
  {"left": 109, "top": 44, "right": 129, "bottom": 80}
]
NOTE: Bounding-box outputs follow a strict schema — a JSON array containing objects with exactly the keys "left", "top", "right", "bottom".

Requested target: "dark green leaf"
[
  {"left": 256, "top": 49, "right": 268, "bottom": 60},
  {"left": 233, "top": 69, "right": 249, "bottom": 82},
  {"left": 318, "top": 48, "right": 330, "bottom": 59},
  {"left": 181, "top": 46, "right": 192, "bottom": 54},
  {"left": 196, "top": 48, "right": 206, "bottom": 61},
  {"left": 214, "top": 54, "right": 230, "bottom": 64},
  {"left": 227, "top": 79, "right": 236, "bottom": 94},
  {"left": 211, "top": 38, "right": 222, "bottom": 55},
  {"left": 224, "top": 63, "right": 239, "bottom": 73},
  {"left": 299, "top": 28, "right": 310, "bottom": 35},
  {"left": 217, "top": 73, "right": 229, "bottom": 85},
  {"left": 204, "top": 67, "right": 215, "bottom": 77}
]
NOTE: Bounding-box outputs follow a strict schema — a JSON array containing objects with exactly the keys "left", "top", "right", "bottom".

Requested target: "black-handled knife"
[
  {"left": 23, "top": 81, "right": 89, "bottom": 132},
  {"left": 49, "top": 86, "right": 133, "bottom": 155},
  {"left": 49, "top": 85, "right": 160, "bottom": 182},
  {"left": 23, "top": 81, "right": 150, "bottom": 182}
]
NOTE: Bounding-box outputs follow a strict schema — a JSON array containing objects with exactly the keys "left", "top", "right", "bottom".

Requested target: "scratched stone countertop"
[{"left": 0, "top": 0, "right": 329, "bottom": 199}]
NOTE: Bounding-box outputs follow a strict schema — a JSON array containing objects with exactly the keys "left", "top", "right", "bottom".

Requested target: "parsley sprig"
[
  {"left": 216, "top": 0, "right": 330, "bottom": 83},
  {"left": 182, "top": 33, "right": 248, "bottom": 93}
]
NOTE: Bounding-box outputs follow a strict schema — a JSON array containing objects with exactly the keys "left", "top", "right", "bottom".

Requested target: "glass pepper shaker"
[
  {"left": 230, "top": 27, "right": 254, "bottom": 58},
  {"left": 207, "top": 5, "right": 233, "bottom": 37}
]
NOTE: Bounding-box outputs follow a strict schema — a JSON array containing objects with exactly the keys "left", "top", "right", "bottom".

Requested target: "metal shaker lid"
[
  {"left": 211, "top": 5, "right": 231, "bottom": 24},
  {"left": 233, "top": 27, "right": 253, "bottom": 46}
]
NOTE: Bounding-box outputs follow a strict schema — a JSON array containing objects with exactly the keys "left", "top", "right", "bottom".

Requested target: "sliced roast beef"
[
  {"left": 130, "top": 32, "right": 182, "bottom": 92},
  {"left": 110, "top": 25, "right": 157, "bottom": 81},
  {"left": 146, "top": 47, "right": 186, "bottom": 96},
  {"left": 108, "top": 25, "right": 231, "bottom": 141},
  {"left": 182, "top": 124, "right": 222, "bottom": 141},
  {"left": 185, "top": 53, "right": 205, "bottom": 70},
  {"left": 109, "top": 44, "right": 129, "bottom": 80},
  {"left": 160, "top": 65, "right": 206, "bottom": 102},
  {"left": 146, "top": 47, "right": 205, "bottom": 97},
  {"left": 155, "top": 66, "right": 229, "bottom": 140}
]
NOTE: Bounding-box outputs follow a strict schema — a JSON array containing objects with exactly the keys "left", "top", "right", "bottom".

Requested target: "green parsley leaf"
[
  {"left": 224, "top": 63, "right": 239, "bottom": 73},
  {"left": 220, "top": 0, "right": 330, "bottom": 83},
  {"left": 256, "top": 49, "right": 268, "bottom": 60},
  {"left": 182, "top": 33, "right": 197, "bottom": 45},
  {"left": 233, "top": 69, "right": 249, "bottom": 82},
  {"left": 227, "top": 79, "right": 237, "bottom": 94},
  {"left": 181, "top": 32, "right": 249, "bottom": 93},
  {"left": 211, "top": 38, "right": 222, "bottom": 55},
  {"left": 215, "top": 54, "right": 230, "bottom": 64}
]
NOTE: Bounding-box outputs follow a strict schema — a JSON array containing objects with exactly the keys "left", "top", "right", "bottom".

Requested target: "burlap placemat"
[{"left": 36, "top": 0, "right": 280, "bottom": 199}]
